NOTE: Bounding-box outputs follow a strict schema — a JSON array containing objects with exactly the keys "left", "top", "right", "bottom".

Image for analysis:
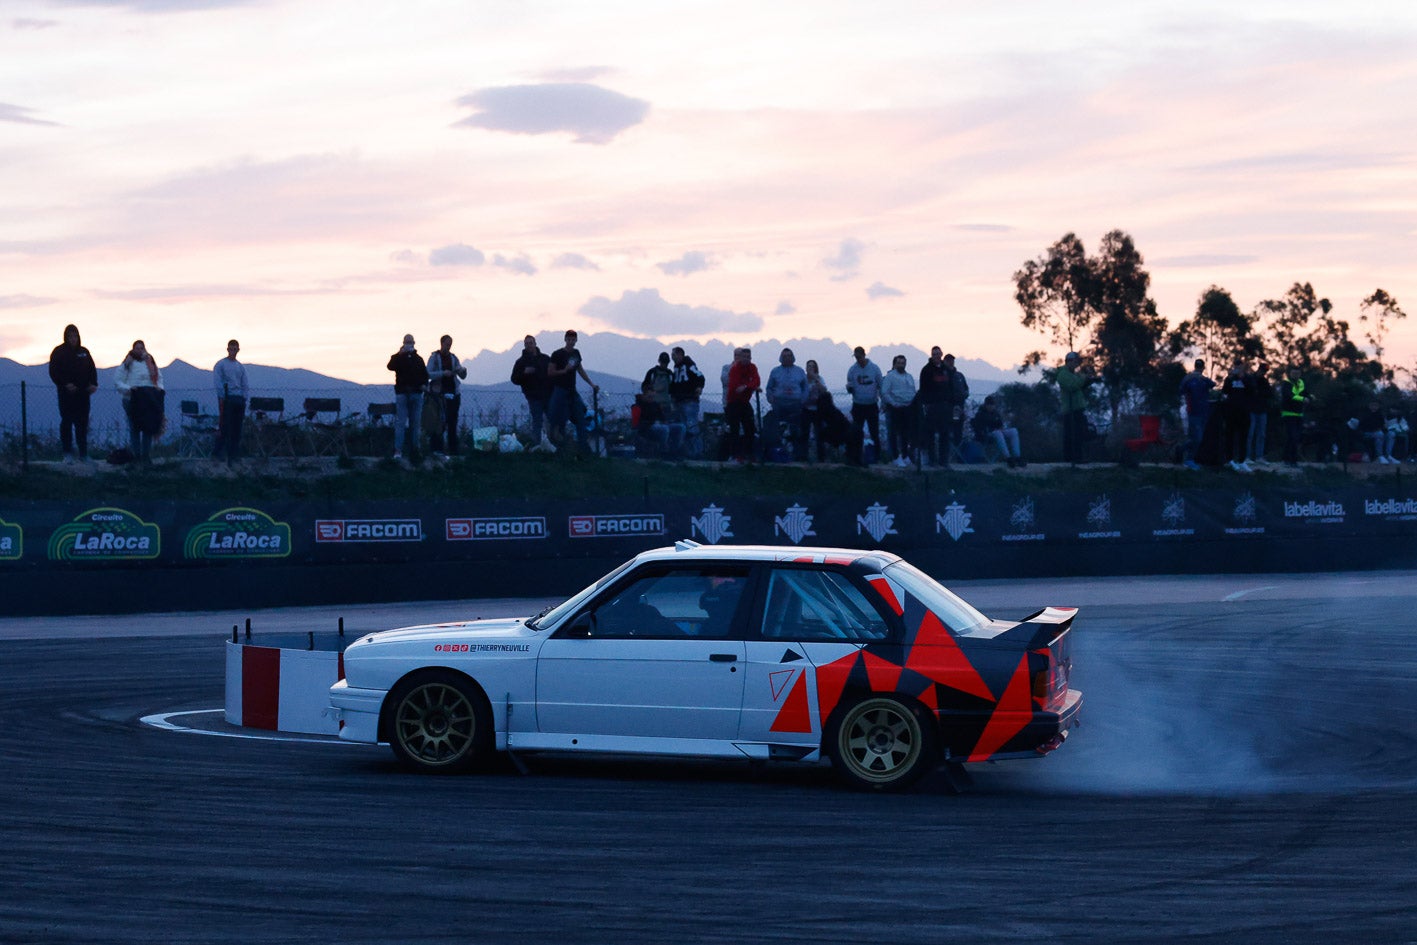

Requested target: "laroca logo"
[
  {"left": 0, "top": 516, "right": 21, "bottom": 561},
  {"left": 47, "top": 507, "right": 161, "bottom": 561},
  {"left": 185, "top": 507, "right": 292, "bottom": 559},
  {"left": 446, "top": 517, "right": 547, "bottom": 540}
]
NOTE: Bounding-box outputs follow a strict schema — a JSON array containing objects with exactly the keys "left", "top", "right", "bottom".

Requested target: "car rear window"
[{"left": 882, "top": 561, "right": 988, "bottom": 634}]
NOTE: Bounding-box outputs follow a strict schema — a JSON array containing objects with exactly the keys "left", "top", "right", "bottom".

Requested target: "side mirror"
[{"left": 558, "top": 612, "right": 596, "bottom": 639}]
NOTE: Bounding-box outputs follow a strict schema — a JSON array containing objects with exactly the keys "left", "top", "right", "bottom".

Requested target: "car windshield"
[
  {"left": 882, "top": 560, "right": 989, "bottom": 634},
  {"left": 525, "top": 557, "right": 638, "bottom": 631}
]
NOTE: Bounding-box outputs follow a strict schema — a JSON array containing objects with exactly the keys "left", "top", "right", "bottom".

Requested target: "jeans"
[
  {"left": 884, "top": 404, "right": 913, "bottom": 460},
  {"left": 395, "top": 391, "right": 423, "bottom": 455},
  {"left": 524, "top": 396, "right": 548, "bottom": 441},
  {"left": 849, "top": 403, "right": 880, "bottom": 465},
  {"left": 548, "top": 387, "right": 589, "bottom": 451},
  {"left": 428, "top": 394, "right": 460, "bottom": 454},
  {"left": 988, "top": 427, "right": 1021, "bottom": 459},
  {"left": 724, "top": 401, "right": 755, "bottom": 460},
  {"left": 921, "top": 403, "right": 951, "bottom": 464},
  {"left": 57, "top": 388, "right": 91, "bottom": 458},
  {"left": 1247, "top": 411, "right": 1268, "bottom": 461},
  {"left": 674, "top": 400, "right": 702, "bottom": 457},
  {"left": 217, "top": 395, "right": 245, "bottom": 462},
  {"left": 1184, "top": 405, "right": 1211, "bottom": 461},
  {"left": 1063, "top": 409, "right": 1086, "bottom": 463}
]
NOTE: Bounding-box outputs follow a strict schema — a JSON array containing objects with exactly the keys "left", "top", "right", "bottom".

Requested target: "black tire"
[
  {"left": 827, "top": 696, "right": 936, "bottom": 791},
  {"left": 385, "top": 670, "right": 493, "bottom": 774}
]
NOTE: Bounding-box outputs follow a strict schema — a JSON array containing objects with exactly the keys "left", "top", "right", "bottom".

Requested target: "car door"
[
  {"left": 535, "top": 565, "right": 752, "bottom": 740},
  {"left": 739, "top": 565, "right": 896, "bottom": 748}
]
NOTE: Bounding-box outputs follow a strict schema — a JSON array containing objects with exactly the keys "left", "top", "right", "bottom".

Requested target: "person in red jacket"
[{"left": 724, "top": 347, "right": 760, "bottom": 462}]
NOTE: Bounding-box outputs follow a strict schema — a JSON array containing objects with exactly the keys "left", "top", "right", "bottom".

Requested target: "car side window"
[
  {"left": 759, "top": 569, "right": 891, "bottom": 642},
  {"left": 588, "top": 569, "right": 749, "bottom": 639}
]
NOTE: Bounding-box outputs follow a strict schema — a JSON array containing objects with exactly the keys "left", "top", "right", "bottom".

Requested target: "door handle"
[{"left": 709, "top": 653, "right": 738, "bottom": 662}]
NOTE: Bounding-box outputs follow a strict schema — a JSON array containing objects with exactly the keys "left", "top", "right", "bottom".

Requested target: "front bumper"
[{"left": 329, "top": 680, "right": 386, "bottom": 745}]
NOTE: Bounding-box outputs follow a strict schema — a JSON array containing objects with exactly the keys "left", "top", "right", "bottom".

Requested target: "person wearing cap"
[
  {"left": 845, "top": 346, "right": 883, "bottom": 465},
  {"left": 917, "top": 347, "right": 951, "bottom": 465},
  {"left": 1179, "top": 358, "right": 1216, "bottom": 469},
  {"left": 387, "top": 334, "right": 430, "bottom": 460},
  {"left": 1057, "top": 351, "right": 1093, "bottom": 464}
]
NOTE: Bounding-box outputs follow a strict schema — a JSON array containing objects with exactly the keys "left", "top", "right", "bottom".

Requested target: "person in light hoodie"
[
  {"left": 880, "top": 354, "right": 917, "bottom": 467},
  {"left": 113, "top": 340, "right": 165, "bottom": 462}
]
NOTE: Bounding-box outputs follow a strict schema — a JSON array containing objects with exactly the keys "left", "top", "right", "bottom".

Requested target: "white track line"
[
  {"left": 1222, "top": 585, "right": 1280, "bottom": 602},
  {"left": 140, "top": 708, "right": 372, "bottom": 747}
]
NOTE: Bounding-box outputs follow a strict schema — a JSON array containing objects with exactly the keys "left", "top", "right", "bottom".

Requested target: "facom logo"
[
  {"left": 47, "top": 507, "right": 160, "bottom": 561},
  {"left": 315, "top": 519, "right": 423, "bottom": 542},
  {"left": 568, "top": 514, "right": 666, "bottom": 538},
  {"left": 185, "top": 507, "right": 292, "bottom": 559},
  {"left": 446, "top": 517, "right": 547, "bottom": 540}
]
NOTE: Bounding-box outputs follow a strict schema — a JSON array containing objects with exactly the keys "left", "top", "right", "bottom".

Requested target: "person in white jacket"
[
  {"left": 113, "top": 340, "right": 165, "bottom": 461},
  {"left": 880, "top": 355, "right": 917, "bottom": 467}
]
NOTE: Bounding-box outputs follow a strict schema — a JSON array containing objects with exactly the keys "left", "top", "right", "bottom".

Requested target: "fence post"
[{"left": 20, "top": 380, "right": 28, "bottom": 471}]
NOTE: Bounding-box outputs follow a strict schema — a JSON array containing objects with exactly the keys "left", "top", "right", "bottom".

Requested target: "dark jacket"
[
  {"left": 669, "top": 357, "right": 706, "bottom": 403},
  {"left": 1220, "top": 374, "right": 1250, "bottom": 415},
  {"left": 387, "top": 349, "right": 430, "bottom": 394},
  {"left": 48, "top": 326, "right": 98, "bottom": 393},
  {"left": 511, "top": 350, "right": 552, "bottom": 400},
  {"left": 1246, "top": 371, "right": 1273, "bottom": 413}
]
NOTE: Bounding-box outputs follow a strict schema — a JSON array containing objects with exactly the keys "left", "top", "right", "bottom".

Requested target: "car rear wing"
[{"left": 995, "top": 606, "right": 1077, "bottom": 648}]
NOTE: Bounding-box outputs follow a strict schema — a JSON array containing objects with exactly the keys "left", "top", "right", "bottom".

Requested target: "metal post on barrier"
[
  {"left": 20, "top": 381, "right": 28, "bottom": 471},
  {"left": 307, "top": 631, "right": 314, "bottom": 651},
  {"left": 244, "top": 617, "right": 251, "bottom": 642},
  {"left": 232, "top": 626, "right": 238, "bottom": 644},
  {"left": 338, "top": 616, "right": 344, "bottom": 638}
]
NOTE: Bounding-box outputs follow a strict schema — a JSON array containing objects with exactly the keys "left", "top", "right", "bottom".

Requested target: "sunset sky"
[{"left": 2, "top": 0, "right": 1415, "bottom": 384}]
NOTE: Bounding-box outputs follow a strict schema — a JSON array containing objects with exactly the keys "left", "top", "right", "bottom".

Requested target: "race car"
[{"left": 329, "top": 542, "right": 1081, "bottom": 790}]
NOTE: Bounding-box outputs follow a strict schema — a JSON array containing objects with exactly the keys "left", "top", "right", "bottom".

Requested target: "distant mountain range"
[{"left": 0, "top": 332, "right": 1012, "bottom": 436}]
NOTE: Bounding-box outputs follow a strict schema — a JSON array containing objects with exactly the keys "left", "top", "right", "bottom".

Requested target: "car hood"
[{"left": 353, "top": 617, "right": 535, "bottom": 647}]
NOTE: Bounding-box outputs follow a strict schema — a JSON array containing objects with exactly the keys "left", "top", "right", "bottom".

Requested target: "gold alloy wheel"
[
  {"left": 835, "top": 698, "right": 924, "bottom": 787},
  {"left": 393, "top": 680, "right": 477, "bottom": 767}
]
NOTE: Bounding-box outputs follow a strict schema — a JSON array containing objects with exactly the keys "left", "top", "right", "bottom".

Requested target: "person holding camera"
[{"left": 1057, "top": 351, "right": 1094, "bottom": 464}]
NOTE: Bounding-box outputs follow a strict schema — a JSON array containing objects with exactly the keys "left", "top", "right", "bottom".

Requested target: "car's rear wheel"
[
  {"left": 829, "top": 696, "right": 935, "bottom": 791},
  {"left": 386, "top": 671, "right": 491, "bottom": 774}
]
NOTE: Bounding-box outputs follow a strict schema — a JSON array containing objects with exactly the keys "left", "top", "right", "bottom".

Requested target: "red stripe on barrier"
[{"left": 241, "top": 646, "right": 281, "bottom": 730}]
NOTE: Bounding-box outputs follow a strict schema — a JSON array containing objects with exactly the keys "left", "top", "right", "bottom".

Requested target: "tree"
[
  {"left": 1167, "top": 286, "right": 1261, "bottom": 369},
  {"left": 1085, "top": 231, "right": 1169, "bottom": 416},
  {"left": 1360, "top": 289, "right": 1406, "bottom": 383},
  {"left": 1252, "top": 282, "right": 1331, "bottom": 371},
  {"left": 1012, "top": 233, "right": 1095, "bottom": 369}
]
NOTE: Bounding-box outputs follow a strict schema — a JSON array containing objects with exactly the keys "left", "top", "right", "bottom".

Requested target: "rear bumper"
[{"left": 949, "top": 688, "right": 1083, "bottom": 762}]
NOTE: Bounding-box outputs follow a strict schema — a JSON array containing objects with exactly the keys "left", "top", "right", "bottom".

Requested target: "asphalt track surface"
[{"left": 2, "top": 573, "right": 1415, "bottom": 945}]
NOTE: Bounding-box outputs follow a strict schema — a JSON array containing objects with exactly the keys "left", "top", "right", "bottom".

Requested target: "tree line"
[{"left": 1004, "top": 229, "right": 1409, "bottom": 449}]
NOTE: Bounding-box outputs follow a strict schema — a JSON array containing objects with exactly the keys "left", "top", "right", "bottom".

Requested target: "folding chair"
[
  {"left": 247, "top": 396, "right": 296, "bottom": 458},
  {"left": 1122, "top": 414, "right": 1178, "bottom": 465},
  {"left": 302, "top": 397, "right": 347, "bottom": 457},
  {"left": 367, "top": 402, "right": 396, "bottom": 424},
  {"left": 176, "top": 399, "right": 219, "bottom": 458}
]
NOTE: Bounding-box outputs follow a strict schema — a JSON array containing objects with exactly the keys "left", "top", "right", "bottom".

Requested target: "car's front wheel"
[
  {"left": 829, "top": 696, "right": 935, "bottom": 791},
  {"left": 386, "top": 670, "right": 492, "bottom": 774}
]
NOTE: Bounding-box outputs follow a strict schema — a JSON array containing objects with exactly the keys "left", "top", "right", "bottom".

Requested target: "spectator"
[
  {"left": 547, "top": 329, "right": 599, "bottom": 454},
  {"left": 634, "top": 379, "right": 685, "bottom": 458},
  {"left": 511, "top": 335, "right": 554, "bottom": 451},
  {"left": 724, "top": 347, "right": 760, "bottom": 462},
  {"left": 1179, "top": 358, "right": 1216, "bottom": 470},
  {"left": 1057, "top": 351, "right": 1094, "bottom": 465},
  {"left": 766, "top": 348, "right": 809, "bottom": 460},
  {"left": 1277, "top": 365, "right": 1308, "bottom": 465},
  {"left": 942, "top": 353, "right": 970, "bottom": 447},
  {"left": 426, "top": 334, "right": 468, "bottom": 456},
  {"left": 1246, "top": 360, "right": 1273, "bottom": 465},
  {"left": 1387, "top": 408, "right": 1410, "bottom": 463},
  {"left": 643, "top": 352, "right": 673, "bottom": 413},
  {"left": 1358, "top": 400, "right": 1390, "bottom": 463},
  {"left": 212, "top": 339, "right": 248, "bottom": 466},
  {"left": 845, "top": 346, "right": 882, "bottom": 465},
  {"left": 880, "top": 354, "right": 916, "bottom": 467},
  {"left": 47, "top": 324, "right": 98, "bottom": 463},
  {"left": 917, "top": 347, "right": 951, "bottom": 466},
  {"left": 386, "top": 334, "right": 429, "bottom": 461},
  {"left": 1219, "top": 359, "right": 1252, "bottom": 472},
  {"left": 803, "top": 359, "right": 832, "bottom": 462},
  {"left": 669, "top": 347, "right": 706, "bottom": 458},
  {"left": 971, "top": 394, "right": 1024, "bottom": 467},
  {"left": 113, "top": 340, "right": 164, "bottom": 462}
]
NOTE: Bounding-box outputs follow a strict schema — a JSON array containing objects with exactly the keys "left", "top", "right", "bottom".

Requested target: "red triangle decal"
[
  {"left": 967, "top": 654, "right": 1033, "bottom": 761},
  {"left": 815, "top": 652, "right": 859, "bottom": 725},
  {"left": 862, "top": 650, "right": 903, "bottom": 693},
  {"left": 769, "top": 669, "right": 796, "bottom": 701},
  {"left": 867, "top": 576, "right": 903, "bottom": 616},
  {"left": 770, "top": 672, "right": 813, "bottom": 733},
  {"left": 903, "top": 612, "right": 994, "bottom": 701}
]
